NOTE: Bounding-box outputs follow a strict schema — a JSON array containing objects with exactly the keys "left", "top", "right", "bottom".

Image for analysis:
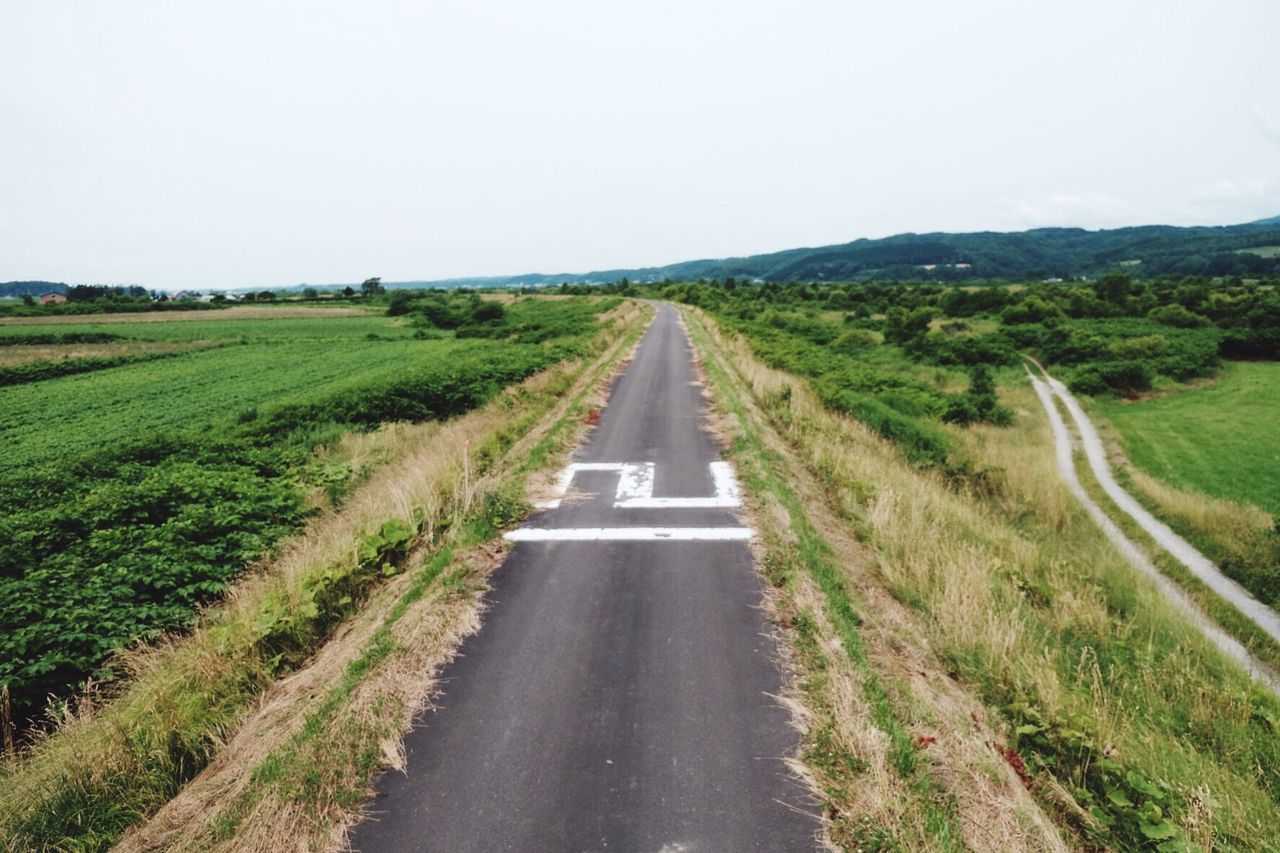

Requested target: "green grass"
[
  {"left": 0, "top": 338, "right": 520, "bottom": 475},
  {"left": 1097, "top": 361, "right": 1280, "bottom": 517},
  {"left": 0, "top": 298, "right": 613, "bottom": 725}
]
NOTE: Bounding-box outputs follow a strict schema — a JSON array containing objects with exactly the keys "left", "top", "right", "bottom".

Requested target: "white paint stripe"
[
  {"left": 503, "top": 527, "right": 755, "bottom": 542},
  {"left": 613, "top": 497, "right": 740, "bottom": 509},
  {"left": 537, "top": 461, "right": 744, "bottom": 510},
  {"left": 709, "top": 461, "right": 741, "bottom": 504}
]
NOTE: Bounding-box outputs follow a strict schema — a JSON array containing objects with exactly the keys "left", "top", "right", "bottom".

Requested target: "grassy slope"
[
  {"left": 1097, "top": 361, "right": 1280, "bottom": 517},
  {"left": 688, "top": 309, "right": 1280, "bottom": 850}
]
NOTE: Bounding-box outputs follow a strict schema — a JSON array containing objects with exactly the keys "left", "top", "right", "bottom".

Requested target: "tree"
[
  {"left": 362, "top": 277, "right": 385, "bottom": 297},
  {"left": 342, "top": 286, "right": 356, "bottom": 298},
  {"left": 1093, "top": 272, "right": 1132, "bottom": 304},
  {"left": 302, "top": 287, "right": 319, "bottom": 301}
]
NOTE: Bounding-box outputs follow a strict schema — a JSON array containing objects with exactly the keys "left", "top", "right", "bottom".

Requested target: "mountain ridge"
[{"left": 416, "top": 218, "right": 1280, "bottom": 286}]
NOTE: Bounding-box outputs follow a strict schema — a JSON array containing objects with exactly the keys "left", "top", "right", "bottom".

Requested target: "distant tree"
[
  {"left": 386, "top": 290, "right": 414, "bottom": 316},
  {"left": 257, "top": 290, "right": 276, "bottom": 301},
  {"left": 20, "top": 294, "right": 34, "bottom": 306},
  {"left": 472, "top": 300, "right": 506, "bottom": 323},
  {"left": 302, "top": 287, "right": 319, "bottom": 301},
  {"left": 1093, "top": 272, "right": 1132, "bottom": 304},
  {"left": 342, "top": 285, "right": 356, "bottom": 298},
  {"left": 362, "top": 277, "right": 385, "bottom": 297},
  {"left": 883, "top": 306, "right": 934, "bottom": 345}
]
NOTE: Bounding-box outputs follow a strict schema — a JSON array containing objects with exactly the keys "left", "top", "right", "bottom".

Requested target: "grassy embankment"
[
  {"left": 684, "top": 306, "right": 1280, "bottom": 851},
  {"left": 682, "top": 309, "right": 1061, "bottom": 852},
  {"left": 0, "top": 298, "right": 648, "bottom": 851}
]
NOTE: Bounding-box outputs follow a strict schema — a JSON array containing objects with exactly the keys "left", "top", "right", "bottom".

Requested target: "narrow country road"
[{"left": 351, "top": 304, "right": 819, "bottom": 852}]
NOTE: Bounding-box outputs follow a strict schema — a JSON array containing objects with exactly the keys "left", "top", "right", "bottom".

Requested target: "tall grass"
[{"left": 691, "top": 310, "right": 1280, "bottom": 850}]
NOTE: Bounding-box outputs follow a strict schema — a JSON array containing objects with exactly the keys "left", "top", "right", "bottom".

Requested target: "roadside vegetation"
[{"left": 678, "top": 301, "right": 1280, "bottom": 850}]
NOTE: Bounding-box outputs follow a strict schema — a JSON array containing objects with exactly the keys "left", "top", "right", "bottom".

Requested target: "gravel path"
[{"left": 1027, "top": 367, "right": 1280, "bottom": 696}]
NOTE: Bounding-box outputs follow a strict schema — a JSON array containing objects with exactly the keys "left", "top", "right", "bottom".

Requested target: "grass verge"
[
  {"left": 682, "top": 308, "right": 1063, "bottom": 852},
  {"left": 685, "top": 306, "right": 1280, "bottom": 851}
]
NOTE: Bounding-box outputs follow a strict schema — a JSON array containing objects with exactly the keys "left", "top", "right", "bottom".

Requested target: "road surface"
[{"left": 351, "top": 303, "right": 819, "bottom": 851}]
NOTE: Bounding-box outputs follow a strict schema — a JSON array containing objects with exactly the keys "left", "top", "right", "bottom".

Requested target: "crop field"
[{"left": 0, "top": 295, "right": 615, "bottom": 723}]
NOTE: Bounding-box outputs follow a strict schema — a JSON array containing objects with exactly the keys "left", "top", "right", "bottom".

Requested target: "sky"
[{"left": 2, "top": 1, "right": 1279, "bottom": 289}]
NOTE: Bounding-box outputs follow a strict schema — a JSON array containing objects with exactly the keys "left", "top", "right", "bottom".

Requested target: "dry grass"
[
  {"left": 104, "top": 300, "right": 651, "bottom": 851},
  {"left": 0, "top": 340, "right": 207, "bottom": 366},
  {"left": 685, "top": 309, "right": 1065, "bottom": 851},
  {"left": 1126, "top": 467, "right": 1273, "bottom": 542},
  {"left": 684, "top": 306, "right": 1280, "bottom": 849},
  {"left": 0, "top": 305, "right": 367, "bottom": 325}
]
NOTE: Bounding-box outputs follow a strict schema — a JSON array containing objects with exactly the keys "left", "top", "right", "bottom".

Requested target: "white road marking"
[
  {"left": 504, "top": 527, "right": 755, "bottom": 542},
  {"left": 535, "top": 460, "right": 743, "bottom": 509},
  {"left": 614, "top": 460, "right": 741, "bottom": 508},
  {"left": 615, "top": 462, "right": 656, "bottom": 502}
]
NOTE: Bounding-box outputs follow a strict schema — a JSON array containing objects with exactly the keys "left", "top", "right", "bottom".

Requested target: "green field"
[
  {"left": 1098, "top": 360, "right": 1280, "bottom": 517},
  {"left": 0, "top": 296, "right": 613, "bottom": 722}
]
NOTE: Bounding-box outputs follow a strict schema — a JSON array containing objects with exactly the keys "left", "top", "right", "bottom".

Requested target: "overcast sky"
[{"left": 3, "top": 1, "right": 1278, "bottom": 289}]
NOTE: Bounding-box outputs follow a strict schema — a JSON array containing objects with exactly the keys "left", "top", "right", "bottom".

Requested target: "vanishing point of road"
[{"left": 351, "top": 304, "right": 820, "bottom": 852}]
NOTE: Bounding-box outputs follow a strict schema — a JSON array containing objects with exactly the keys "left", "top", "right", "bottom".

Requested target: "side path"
[
  {"left": 351, "top": 303, "right": 821, "bottom": 851},
  {"left": 1027, "top": 365, "right": 1280, "bottom": 697}
]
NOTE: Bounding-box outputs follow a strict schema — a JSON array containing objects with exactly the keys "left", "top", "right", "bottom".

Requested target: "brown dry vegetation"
[
  {"left": 682, "top": 306, "right": 1280, "bottom": 849},
  {"left": 0, "top": 305, "right": 368, "bottom": 325},
  {"left": 0, "top": 340, "right": 207, "bottom": 366},
  {"left": 684, "top": 308, "right": 1064, "bottom": 851}
]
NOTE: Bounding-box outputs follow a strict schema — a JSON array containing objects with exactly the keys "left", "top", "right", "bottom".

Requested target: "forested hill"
[
  {"left": 431, "top": 218, "right": 1280, "bottom": 286},
  {"left": 0, "top": 281, "right": 69, "bottom": 298}
]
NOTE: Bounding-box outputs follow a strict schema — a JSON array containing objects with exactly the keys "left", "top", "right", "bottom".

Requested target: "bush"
[
  {"left": 1069, "top": 361, "right": 1153, "bottom": 396},
  {"left": 1148, "top": 303, "right": 1209, "bottom": 328},
  {"left": 831, "top": 328, "right": 879, "bottom": 353},
  {"left": 1001, "top": 296, "right": 1066, "bottom": 325}
]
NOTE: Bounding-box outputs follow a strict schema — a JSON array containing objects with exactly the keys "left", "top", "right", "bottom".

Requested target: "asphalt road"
[{"left": 351, "top": 303, "right": 818, "bottom": 852}]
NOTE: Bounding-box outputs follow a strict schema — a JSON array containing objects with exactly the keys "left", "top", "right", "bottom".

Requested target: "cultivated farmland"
[{"left": 0, "top": 296, "right": 615, "bottom": 724}]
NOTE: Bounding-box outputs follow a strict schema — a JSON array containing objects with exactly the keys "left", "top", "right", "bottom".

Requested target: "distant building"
[
  {"left": 38, "top": 292, "right": 66, "bottom": 304},
  {"left": 170, "top": 290, "right": 193, "bottom": 301}
]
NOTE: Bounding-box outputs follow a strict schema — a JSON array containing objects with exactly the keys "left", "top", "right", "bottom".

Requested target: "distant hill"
[
  {"left": 424, "top": 219, "right": 1280, "bottom": 285},
  {"left": 0, "top": 281, "right": 68, "bottom": 298}
]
